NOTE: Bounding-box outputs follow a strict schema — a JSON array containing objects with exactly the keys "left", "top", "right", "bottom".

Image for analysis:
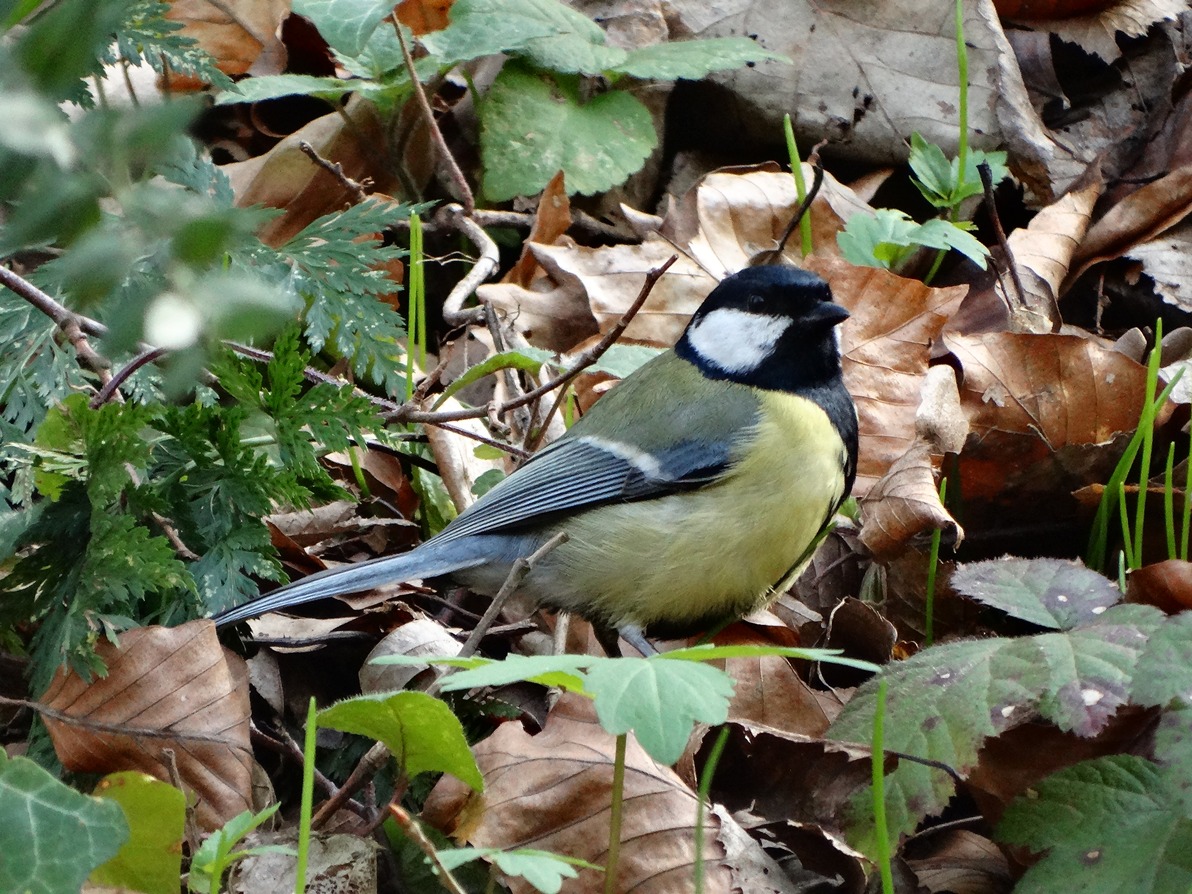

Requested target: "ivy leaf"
[
  {"left": 951, "top": 557, "right": 1122, "bottom": 630},
  {"left": 999, "top": 756, "right": 1192, "bottom": 894},
  {"left": 292, "top": 0, "right": 393, "bottom": 57},
  {"left": 0, "top": 752, "right": 129, "bottom": 894},
  {"left": 614, "top": 37, "right": 788, "bottom": 80},
  {"left": 481, "top": 62, "right": 656, "bottom": 200}
]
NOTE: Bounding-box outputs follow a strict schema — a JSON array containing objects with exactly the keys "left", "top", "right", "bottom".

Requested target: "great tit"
[{"left": 214, "top": 266, "right": 858, "bottom": 656}]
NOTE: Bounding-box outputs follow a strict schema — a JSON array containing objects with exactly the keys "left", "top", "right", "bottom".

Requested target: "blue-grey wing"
[{"left": 430, "top": 432, "right": 737, "bottom": 545}]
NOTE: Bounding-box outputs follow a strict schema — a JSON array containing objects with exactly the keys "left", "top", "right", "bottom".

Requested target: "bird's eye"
[{"left": 747, "top": 293, "right": 766, "bottom": 312}]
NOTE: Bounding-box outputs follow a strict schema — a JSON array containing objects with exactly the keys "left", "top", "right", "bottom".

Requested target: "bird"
[{"left": 214, "top": 265, "right": 858, "bottom": 657}]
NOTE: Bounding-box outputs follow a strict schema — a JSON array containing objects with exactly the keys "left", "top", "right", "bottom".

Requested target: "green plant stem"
[
  {"left": 924, "top": 477, "right": 948, "bottom": 647},
  {"left": 295, "top": 697, "right": 316, "bottom": 894},
  {"left": 604, "top": 733, "right": 627, "bottom": 894},
  {"left": 1165, "top": 443, "right": 1177, "bottom": 560},
  {"left": 1118, "top": 486, "right": 1135, "bottom": 570},
  {"left": 694, "top": 725, "right": 731, "bottom": 893},
  {"left": 871, "top": 678, "right": 894, "bottom": 894},
  {"left": 1183, "top": 439, "right": 1191, "bottom": 560},
  {"left": 783, "top": 114, "right": 814, "bottom": 256},
  {"left": 405, "top": 212, "right": 425, "bottom": 402},
  {"left": 1133, "top": 319, "right": 1164, "bottom": 565}
]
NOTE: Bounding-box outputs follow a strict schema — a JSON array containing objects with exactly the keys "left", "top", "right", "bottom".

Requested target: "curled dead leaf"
[{"left": 860, "top": 443, "right": 963, "bottom": 562}]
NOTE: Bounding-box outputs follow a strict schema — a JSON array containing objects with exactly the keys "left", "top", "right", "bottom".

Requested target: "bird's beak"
[{"left": 807, "top": 302, "right": 850, "bottom": 326}]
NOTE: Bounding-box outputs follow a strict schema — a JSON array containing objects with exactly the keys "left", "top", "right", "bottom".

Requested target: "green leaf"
[
  {"left": 663, "top": 642, "right": 881, "bottom": 674},
  {"left": 435, "top": 348, "right": 553, "bottom": 407},
  {"left": 188, "top": 804, "right": 283, "bottom": 894},
  {"left": 481, "top": 62, "right": 656, "bottom": 200},
  {"left": 90, "top": 772, "right": 186, "bottom": 894},
  {"left": 437, "top": 847, "right": 594, "bottom": 894},
  {"left": 408, "top": 653, "right": 593, "bottom": 693},
  {"left": 614, "top": 37, "right": 788, "bottom": 80},
  {"left": 586, "top": 657, "right": 734, "bottom": 765},
  {"left": 318, "top": 690, "right": 483, "bottom": 791},
  {"left": 828, "top": 603, "right": 1163, "bottom": 855},
  {"left": 836, "top": 208, "right": 919, "bottom": 270},
  {"left": 950, "top": 557, "right": 1121, "bottom": 630},
  {"left": 0, "top": 752, "right": 129, "bottom": 894},
  {"left": 1132, "top": 611, "right": 1192, "bottom": 708},
  {"left": 292, "top": 0, "right": 394, "bottom": 57},
  {"left": 907, "top": 133, "right": 956, "bottom": 209},
  {"left": 910, "top": 218, "right": 989, "bottom": 267},
  {"left": 998, "top": 756, "right": 1192, "bottom": 894},
  {"left": 422, "top": 0, "right": 624, "bottom": 74},
  {"left": 214, "top": 74, "right": 356, "bottom": 105},
  {"left": 584, "top": 343, "right": 660, "bottom": 378}
]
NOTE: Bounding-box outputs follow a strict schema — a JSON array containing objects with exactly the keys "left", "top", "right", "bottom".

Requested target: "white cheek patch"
[{"left": 685, "top": 308, "right": 791, "bottom": 374}]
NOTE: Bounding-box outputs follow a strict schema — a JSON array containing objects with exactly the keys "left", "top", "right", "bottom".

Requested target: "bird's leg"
[{"left": 615, "top": 624, "right": 657, "bottom": 658}]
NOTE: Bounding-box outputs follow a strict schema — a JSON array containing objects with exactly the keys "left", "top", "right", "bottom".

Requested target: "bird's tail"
[{"left": 212, "top": 542, "right": 487, "bottom": 627}]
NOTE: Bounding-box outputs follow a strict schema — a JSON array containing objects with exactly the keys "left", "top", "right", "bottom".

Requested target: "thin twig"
[
  {"left": 92, "top": 346, "right": 167, "bottom": 408},
  {"left": 522, "top": 255, "right": 678, "bottom": 451},
  {"left": 454, "top": 530, "right": 570, "bottom": 661},
  {"left": 388, "top": 802, "right": 469, "bottom": 894},
  {"left": 980, "top": 161, "right": 1027, "bottom": 311},
  {"left": 249, "top": 722, "right": 366, "bottom": 815},
  {"left": 311, "top": 740, "right": 395, "bottom": 828},
  {"left": 392, "top": 17, "right": 474, "bottom": 214},
  {"left": 437, "top": 421, "right": 531, "bottom": 460},
  {"left": 298, "top": 141, "right": 371, "bottom": 204},
  {"left": 750, "top": 161, "right": 825, "bottom": 267},
  {"left": 439, "top": 204, "right": 500, "bottom": 327},
  {"left": 390, "top": 206, "right": 630, "bottom": 242},
  {"left": 2, "top": 266, "right": 113, "bottom": 381}
]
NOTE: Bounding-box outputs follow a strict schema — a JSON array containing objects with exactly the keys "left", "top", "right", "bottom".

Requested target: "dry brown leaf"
[
  {"left": 42, "top": 620, "right": 253, "bottom": 831},
  {"left": 904, "top": 829, "right": 1012, "bottom": 894},
  {"left": 1125, "top": 559, "right": 1192, "bottom": 613},
  {"left": 668, "top": 0, "right": 1013, "bottom": 167},
  {"left": 945, "top": 331, "right": 1148, "bottom": 528},
  {"left": 1066, "top": 163, "right": 1192, "bottom": 291},
  {"left": 860, "top": 443, "right": 963, "bottom": 561},
  {"left": 806, "top": 257, "right": 967, "bottom": 498},
  {"left": 422, "top": 693, "right": 732, "bottom": 893},
  {"left": 997, "top": 177, "right": 1102, "bottom": 330},
  {"left": 166, "top": 0, "right": 289, "bottom": 80},
  {"left": 226, "top": 97, "right": 394, "bottom": 246},
  {"left": 359, "top": 619, "right": 462, "bottom": 693},
  {"left": 724, "top": 654, "right": 830, "bottom": 738},
  {"left": 395, "top": 0, "right": 453, "bottom": 34},
  {"left": 1003, "top": 0, "right": 1187, "bottom": 61},
  {"left": 1125, "top": 217, "right": 1192, "bottom": 313},
  {"left": 229, "top": 831, "right": 379, "bottom": 893}
]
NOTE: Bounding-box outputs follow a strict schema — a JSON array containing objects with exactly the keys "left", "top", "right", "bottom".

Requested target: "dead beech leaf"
[
  {"left": 1004, "top": 0, "right": 1187, "bottom": 61},
  {"left": 996, "top": 177, "right": 1102, "bottom": 331},
  {"left": 166, "top": 0, "right": 289, "bottom": 79},
  {"left": 226, "top": 98, "right": 394, "bottom": 246},
  {"left": 1126, "top": 559, "right": 1192, "bottom": 613},
  {"left": 806, "top": 256, "right": 967, "bottom": 498},
  {"left": 1126, "top": 217, "right": 1192, "bottom": 313},
  {"left": 42, "top": 620, "right": 253, "bottom": 831},
  {"left": 422, "top": 693, "right": 732, "bottom": 894},
  {"left": 945, "top": 331, "right": 1148, "bottom": 516},
  {"left": 395, "top": 0, "right": 453, "bottom": 34},
  {"left": 861, "top": 442, "right": 963, "bottom": 562},
  {"left": 904, "top": 829, "right": 1013, "bottom": 894},
  {"left": 1066, "top": 163, "right": 1192, "bottom": 292},
  {"left": 724, "top": 654, "right": 830, "bottom": 738}
]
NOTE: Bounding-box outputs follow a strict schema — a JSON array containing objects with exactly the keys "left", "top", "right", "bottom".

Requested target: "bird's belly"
[{"left": 527, "top": 393, "right": 846, "bottom": 635}]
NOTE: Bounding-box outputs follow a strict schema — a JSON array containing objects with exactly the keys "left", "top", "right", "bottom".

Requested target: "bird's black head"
[{"left": 676, "top": 266, "right": 849, "bottom": 395}]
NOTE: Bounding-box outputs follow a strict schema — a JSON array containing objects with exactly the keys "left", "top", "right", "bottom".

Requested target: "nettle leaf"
[
  {"left": 292, "top": 0, "right": 394, "bottom": 57},
  {"left": 998, "top": 755, "right": 1192, "bottom": 894},
  {"left": 951, "top": 557, "right": 1121, "bottom": 630},
  {"left": 0, "top": 752, "right": 129, "bottom": 894},
  {"left": 318, "top": 691, "right": 483, "bottom": 790},
  {"left": 1153, "top": 704, "right": 1192, "bottom": 814},
  {"left": 585, "top": 657, "right": 733, "bottom": 766},
  {"left": 481, "top": 62, "right": 656, "bottom": 200},
  {"left": 614, "top": 37, "right": 787, "bottom": 80},
  {"left": 828, "top": 602, "right": 1162, "bottom": 855}
]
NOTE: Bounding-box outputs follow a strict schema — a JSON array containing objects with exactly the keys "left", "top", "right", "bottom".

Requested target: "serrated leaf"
[
  {"left": 90, "top": 772, "right": 186, "bottom": 894},
  {"left": 664, "top": 642, "right": 881, "bottom": 673},
  {"left": 318, "top": 690, "right": 483, "bottom": 791},
  {"left": 1132, "top": 611, "right": 1192, "bottom": 708},
  {"left": 585, "top": 657, "right": 734, "bottom": 765},
  {"left": 998, "top": 755, "right": 1192, "bottom": 894},
  {"left": 481, "top": 63, "right": 656, "bottom": 200},
  {"left": 293, "top": 0, "right": 394, "bottom": 57},
  {"left": 0, "top": 753, "right": 129, "bottom": 894},
  {"left": 584, "top": 343, "right": 660, "bottom": 378},
  {"left": 911, "top": 218, "right": 990, "bottom": 267},
  {"left": 836, "top": 208, "right": 919, "bottom": 269},
  {"left": 437, "top": 848, "right": 590, "bottom": 894},
  {"left": 951, "top": 557, "right": 1121, "bottom": 630},
  {"left": 614, "top": 37, "right": 788, "bottom": 80}
]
